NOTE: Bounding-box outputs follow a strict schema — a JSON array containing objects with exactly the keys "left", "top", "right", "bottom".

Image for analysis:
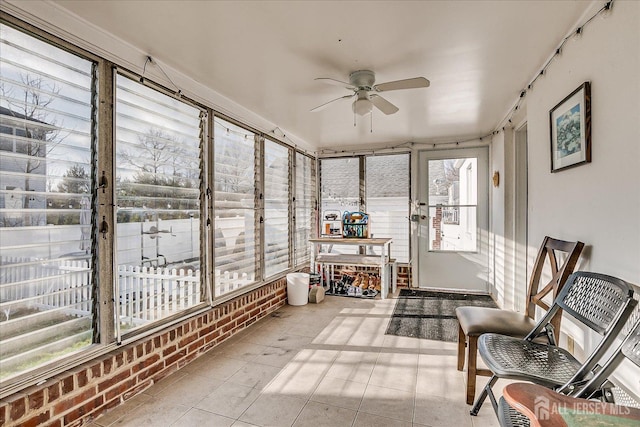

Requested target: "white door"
[{"left": 416, "top": 147, "right": 489, "bottom": 292}]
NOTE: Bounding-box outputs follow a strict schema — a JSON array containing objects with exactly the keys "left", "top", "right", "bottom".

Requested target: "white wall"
[
  {"left": 522, "top": 0, "right": 640, "bottom": 394},
  {"left": 527, "top": 1, "right": 639, "bottom": 283}
]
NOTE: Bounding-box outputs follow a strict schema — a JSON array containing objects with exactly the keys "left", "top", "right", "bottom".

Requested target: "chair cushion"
[{"left": 456, "top": 306, "right": 536, "bottom": 337}]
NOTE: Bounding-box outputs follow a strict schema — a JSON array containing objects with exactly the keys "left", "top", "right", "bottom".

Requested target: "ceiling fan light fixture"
[{"left": 353, "top": 98, "right": 373, "bottom": 116}]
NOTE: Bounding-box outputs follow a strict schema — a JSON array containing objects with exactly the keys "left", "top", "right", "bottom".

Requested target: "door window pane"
[
  {"left": 428, "top": 158, "right": 477, "bottom": 252},
  {"left": 213, "top": 118, "right": 257, "bottom": 295},
  {"left": 0, "top": 23, "right": 95, "bottom": 380},
  {"left": 115, "top": 75, "right": 202, "bottom": 331},
  {"left": 264, "top": 140, "right": 290, "bottom": 277}
]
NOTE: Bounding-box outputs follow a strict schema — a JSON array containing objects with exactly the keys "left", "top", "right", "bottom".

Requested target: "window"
[
  {"left": 320, "top": 158, "right": 360, "bottom": 254},
  {"left": 320, "top": 155, "right": 410, "bottom": 262},
  {"left": 366, "top": 154, "right": 410, "bottom": 262},
  {"left": 294, "top": 153, "right": 315, "bottom": 266},
  {"left": 427, "top": 157, "right": 478, "bottom": 252},
  {"left": 213, "top": 118, "right": 258, "bottom": 295},
  {"left": 263, "top": 139, "right": 290, "bottom": 277},
  {"left": 0, "top": 23, "right": 96, "bottom": 380},
  {"left": 115, "top": 74, "right": 203, "bottom": 332}
]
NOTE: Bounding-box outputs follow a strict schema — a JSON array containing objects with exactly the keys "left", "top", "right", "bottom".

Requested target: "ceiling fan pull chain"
[
  {"left": 354, "top": 110, "right": 356, "bottom": 127},
  {"left": 370, "top": 111, "right": 373, "bottom": 133}
]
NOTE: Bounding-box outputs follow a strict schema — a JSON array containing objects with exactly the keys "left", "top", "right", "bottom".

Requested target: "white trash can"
[{"left": 287, "top": 273, "right": 310, "bottom": 306}]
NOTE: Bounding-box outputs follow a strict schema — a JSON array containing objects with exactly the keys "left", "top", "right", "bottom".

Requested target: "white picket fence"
[
  {"left": 1, "top": 256, "right": 256, "bottom": 325},
  {"left": 0, "top": 256, "right": 92, "bottom": 316}
]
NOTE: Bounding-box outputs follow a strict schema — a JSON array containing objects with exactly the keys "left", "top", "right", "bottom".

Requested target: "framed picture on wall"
[{"left": 549, "top": 81, "right": 591, "bottom": 172}]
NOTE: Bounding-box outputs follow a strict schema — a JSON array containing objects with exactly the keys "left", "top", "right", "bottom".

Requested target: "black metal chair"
[
  {"left": 497, "top": 317, "right": 640, "bottom": 426},
  {"left": 469, "top": 271, "right": 637, "bottom": 416}
]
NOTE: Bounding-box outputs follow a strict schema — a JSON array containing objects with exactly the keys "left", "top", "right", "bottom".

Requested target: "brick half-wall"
[{"left": 0, "top": 277, "right": 288, "bottom": 427}]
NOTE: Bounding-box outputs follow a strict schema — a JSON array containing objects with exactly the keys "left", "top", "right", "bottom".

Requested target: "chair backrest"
[
  {"left": 543, "top": 271, "right": 637, "bottom": 391},
  {"left": 524, "top": 237, "right": 584, "bottom": 338},
  {"left": 574, "top": 318, "right": 640, "bottom": 399}
]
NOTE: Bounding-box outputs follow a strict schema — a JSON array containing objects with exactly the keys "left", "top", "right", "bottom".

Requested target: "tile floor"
[{"left": 91, "top": 293, "right": 510, "bottom": 427}]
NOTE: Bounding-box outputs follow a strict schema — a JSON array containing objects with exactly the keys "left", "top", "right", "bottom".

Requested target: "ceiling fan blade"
[
  {"left": 370, "top": 94, "right": 399, "bottom": 115},
  {"left": 373, "top": 77, "right": 430, "bottom": 92},
  {"left": 310, "top": 94, "right": 354, "bottom": 112},
  {"left": 315, "top": 77, "right": 357, "bottom": 90}
]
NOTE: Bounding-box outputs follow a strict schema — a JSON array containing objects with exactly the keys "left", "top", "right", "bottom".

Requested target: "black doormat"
[{"left": 385, "top": 289, "right": 497, "bottom": 342}]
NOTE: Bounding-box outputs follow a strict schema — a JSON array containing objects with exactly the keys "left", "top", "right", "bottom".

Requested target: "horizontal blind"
[
  {"left": 213, "top": 118, "right": 257, "bottom": 295},
  {"left": 295, "top": 153, "right": 315, "bottom": 266},
  {"left": 264, "top": 139, "right": 290, "bottom": 277},
  {"left": 0, "top": 23, "right": 95, "bottom": 381},
  {"left": 115, "top": 74, "right": 202, "bottom": 332}
]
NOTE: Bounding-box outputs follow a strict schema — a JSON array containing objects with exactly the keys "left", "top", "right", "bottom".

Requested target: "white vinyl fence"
[{"left": 1, "top": 256, "right": 256, "bottom": 327}]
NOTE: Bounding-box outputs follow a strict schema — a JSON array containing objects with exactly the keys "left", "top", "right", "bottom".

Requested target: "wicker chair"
[
  {"left": 456, "top": 237, "right": 584, "bottom": 404},
  {"left": 469, "top": 271, "right": 637, "bottom": 416},
  {"left": 497, "top": 317, "right": 640, "bottom": 427}
]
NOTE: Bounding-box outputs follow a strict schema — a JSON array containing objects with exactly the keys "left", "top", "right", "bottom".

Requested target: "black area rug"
[{"left": 385, "top": 289, "right": 497, "bottom": 342}]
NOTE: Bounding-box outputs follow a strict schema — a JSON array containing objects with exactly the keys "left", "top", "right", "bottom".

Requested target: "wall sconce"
[{"left": 492, "top": 171, "right": 500, "bottom": 188}]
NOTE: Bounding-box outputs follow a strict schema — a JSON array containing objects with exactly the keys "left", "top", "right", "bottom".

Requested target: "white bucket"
[{"left": 286, "top": 273, "right": 310, "bottom": 306}]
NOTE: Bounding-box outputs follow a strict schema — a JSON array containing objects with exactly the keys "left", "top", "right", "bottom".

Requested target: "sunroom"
[{"left": 0, "top": 1, "right": 638, "bottom": 426}]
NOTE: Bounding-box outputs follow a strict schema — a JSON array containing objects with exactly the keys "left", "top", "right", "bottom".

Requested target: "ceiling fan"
[{"left": 311, "top": 70, "right": 429, "bottom": 116}]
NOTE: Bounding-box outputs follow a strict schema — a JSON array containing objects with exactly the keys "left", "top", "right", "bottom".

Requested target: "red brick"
[
  {"left": 103, "top": 356, "right": 114, "bottom": 375},
  {"left": 131, "top": 353, "right": 160, "bottom": 374},
  {"left": 114, "top": 352, "right": 125, "bottom": 369},
  {"left": 0, "top": 403, "right": 7, "bottom": 425},
  {"left": 162, "top": 345, "right": 177, "bottom": 357},
  {"left": 122, "top": 380, "right": 152, "bottom": 401},
  {"left": 125, "top": 347, "right": 134, "bottom": 363},
  {"left": 98, "top": 369, "right": 131, "bottom": 392},
  {"left": 154, "top": 335, "right": 162, "bottom": 348},
  {"left": 137, "top": 362, "right": 163, "bottom": 382},
  {"left": 75, "top": 369, "right": 89, "bottom": 388},
  {"left": 53, "top": 387, "right": 96, "bottom": 415},
  {"left": 8, "top": 394, "right": 26, "bottom": 422},
  {"left": 89, "top": 362, "right": 102, "bottom": 379},
  {"left": 144, "top": 341, "right": 153, "bottom": 354},
  {"left": 164, "top": 350, "right": 185, "bottom": 367},
  {"left": 187, "top": 337, "right": 205, "bottom": 354},
  {"left": 45, "top": 417, "right": 62, "bottom": 427},
  {"left": 152, "top": 363, "right": 178, "bottom": 384},
  {"left": 28, "top": 388, "right": 45, "bottom": 411},
  {"left": 105, "top": 378, "right": 136, "bottom": 402},
  {"left": 60, "top": 374, "right": 75, "bottom": 394},
  {"left": 178, "top": 333, "right": 197, "bottom": 349},
  {"left": 135, "top": 343, "right": 145, "bottom": 358}
]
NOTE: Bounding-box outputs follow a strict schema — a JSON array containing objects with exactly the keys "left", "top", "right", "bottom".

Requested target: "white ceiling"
[{"left": 53, "top": 0, "right": 592, "bottom": 150}]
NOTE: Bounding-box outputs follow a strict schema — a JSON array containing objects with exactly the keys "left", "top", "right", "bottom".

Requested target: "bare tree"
[{"left": 1, "top": 74, "right": 64, "bottom": 225}]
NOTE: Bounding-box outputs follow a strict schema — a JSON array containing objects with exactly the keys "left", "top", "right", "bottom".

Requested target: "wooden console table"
[{"left": 309, "top": 237, "right": 395, "bottom": 299}]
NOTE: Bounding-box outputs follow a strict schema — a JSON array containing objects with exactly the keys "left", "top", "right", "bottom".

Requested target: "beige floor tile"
[
  {"left": 171, "top": 408, "right": 235, "bottom": 427},
  {"left": 369, "top": 352, "right": 418, "bottom": 393},
  {"left": 413, "top": 395, "right": 473, "bottom": 427},
  {"left": 196, "top": 382, "right": 261, "bottom": 419},
  {"left": 293, "top": 401, "right": 357, "bottom": 427},
  {"left": 94, "top": 393, "right": 153, "bottom": 426},
  {"left": 358, "top": 384, "right": 415, "bottom": 422},
  {"left": 352, "top": 412, "right": 413, "bottom": 427},
  {"left": 153, "top": 373, "right": 225, "bottom": 406},
  {"left": 251, "top": 345, "right": 298, "bottom": 368},
  {"left": 325, "top": 350, "right": 378, "bottom": 384},
  {"left": 109, "top": 399, "right": 190, "bottom": 427},
  {"left": 416, "top": 354, "right": 466, "bottom": 398},
  {"left": 231, "top": 422, "right": 260, "bottom": 427},
  {"left": 183, "top": 355, "right": 248, "bottom": 380},
  {"left": 227, "top": 362, "right": 283, "bottom": 390},
  {"left": 217, "top": 341, "right": 269, "bottom": 362},
  {"left": 310, "top": 376, "right": 367, "bottom": 410},
  {"left": 239, "top": 393, "right": 307, "bottom": 426}
]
